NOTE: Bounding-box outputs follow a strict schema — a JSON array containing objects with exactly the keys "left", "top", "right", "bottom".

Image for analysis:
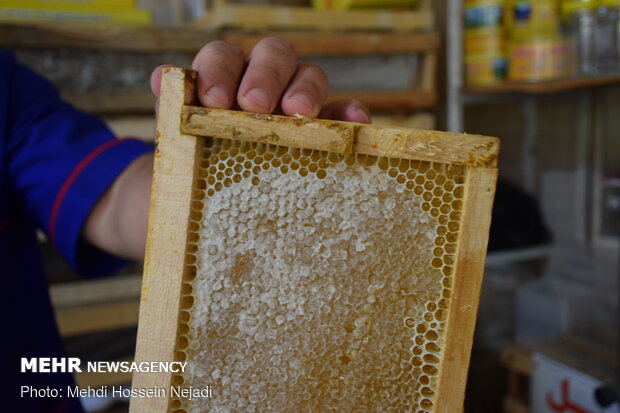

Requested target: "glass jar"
[
  {"left": 562, "top": 0, "right": 598, "bottom": 75},
  {"left": 595, "top": 0, "right": 620, "bottom": 72}
]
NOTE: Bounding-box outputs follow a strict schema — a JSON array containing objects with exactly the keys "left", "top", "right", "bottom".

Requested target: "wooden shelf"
[
  {"left": 196, "top": 1, "right": 433, "bottom": 32},
  {"left": 222, "top": 31, "right": 439, "bottom": 56},
  {"left": 62, "top": 91, "right": 156, "bottom": 115},
  {"left": 51, "top": 273, "right": 141, "bottom": 337},
  {"left": 3, "top": 22, "right": 439, "bottom": 113},
  {"left": 0, "top": 22, "right": 439, "bottom": 56},
  {"left": 64, "top": 89, "right": 436, "bottom": 114},
  {"left": 329, "top": 90, "right": 436, "bottom": 111},
  {"left": 0, "top": 22, "right": 218, "bottom": 52},
  {"left": 465, "top": 75, "right": 620, "bottom": 95}
]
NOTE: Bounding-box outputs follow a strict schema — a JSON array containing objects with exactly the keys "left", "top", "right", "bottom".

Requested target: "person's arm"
[
  {"left": 83, "top": 38, "right": 371, "bottom": 261},
  {"left": 83, "top": 152, "right": 152, "bottom": 260}
]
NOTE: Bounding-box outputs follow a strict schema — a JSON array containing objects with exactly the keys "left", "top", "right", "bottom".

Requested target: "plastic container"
[
  {"left": 561, "top": 0, "right": 598, "bottom": 74},
  {"left": 465, "top": 27, "right": 505, "bottom": 55},
  {"left": 508, "top": 25, "right": 574, "bottom": 81},
  {"left": 595, "top": 0, "right": 620, "bottom": 72},
  {"left": 464, "top": 0, "right": 504, "bottom": 29},
  {"left": 465, "top": 54, "right": 509, "bottom": 85},
  {"left": 505, "top": 0, "right": 560, "bottom": 29}
]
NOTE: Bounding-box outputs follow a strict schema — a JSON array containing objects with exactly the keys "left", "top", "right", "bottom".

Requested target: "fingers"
[
  {"left": 319, "top": 99, "right": 372, "bottom": 123},
  {"left": 151, "top": 38, "right": 357, "bottom": 122},
  {"left": 281, "top": 62, "right": 328, "bottom": 117},
  {"left": 192, "top": 41, "right": 245, "bottom": 109},
  {"left": 237, "top": 37, "right": 298, "bottom": 113}
]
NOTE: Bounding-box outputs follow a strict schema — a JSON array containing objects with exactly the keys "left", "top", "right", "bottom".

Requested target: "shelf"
[
  {"left": 465, "top": 75, "right": 620, "bottom": 95},
  {"left": 62, "top": 91, "right": 156, "bottom": 114},
  {"left": 329, "top": 90, "right": 436, "bottom": 111},
  {"left": 222, "top": 32, "right": 439, "bottom": 56},
  {"left": 51, "top": 273, "right": 141, "bottom": 337},
  {"left": 4, "top": 22, "right": 439, "bottom": 114},
  {"left": 0, "top": 22, "right": 439, "bottom": 56},
  {"left": 0, "top": 22, "right": 218, "bottom": 52},
  {"left": 64, "top": 89, "right": 436, "bottom": 114},
  {"left": 195, "top": 1, "right": 433, "bottom": 32}
]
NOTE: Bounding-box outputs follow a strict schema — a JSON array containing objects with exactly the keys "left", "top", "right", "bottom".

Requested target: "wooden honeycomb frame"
[{"left": 130, "top": 67, "right": 499, "bottom": 412}]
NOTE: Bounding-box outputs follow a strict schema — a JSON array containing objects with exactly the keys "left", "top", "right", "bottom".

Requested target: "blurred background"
[{"left": 1, "top": 0, "right": 618, "bottom": 412}]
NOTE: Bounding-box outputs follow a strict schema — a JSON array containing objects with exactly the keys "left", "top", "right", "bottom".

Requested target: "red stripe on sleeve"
[
  {"left": 53, "top": 401, "right": 70, "bottom": 413},
  {"left": 48, "top": 138, "right": 126, "bottom": 244},
  {"left": 0, "top": 217, "right": 10, "bottom": 233}
]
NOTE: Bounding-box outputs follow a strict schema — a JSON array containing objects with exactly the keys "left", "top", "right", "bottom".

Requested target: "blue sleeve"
[{"left": 4, "top": 54, "right": 153, "bottom": 277}]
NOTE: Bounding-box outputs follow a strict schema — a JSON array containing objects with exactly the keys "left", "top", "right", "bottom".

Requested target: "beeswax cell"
[{"left": 174, "top": 138, "right": 465, "bottom": 413}]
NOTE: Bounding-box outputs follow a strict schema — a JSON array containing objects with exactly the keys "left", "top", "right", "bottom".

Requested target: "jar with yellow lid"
[
  {"left": 505, "top": 0, "right": 560, "bottom": 29},
  {"left": 508, "top": 24, "right": 574, "bottom": 80},
  {"left": 595, "top": 0, "right": 620, "bottom": 72},
  {"left": 465, "top": 54, "right": 509, "bottom": 85},
  {"left": 464, "top": 0, "right": 504, "bottom": 29},
  {"left": 561, "top": 0, "right": 598, "bottom": 74},
  {"left": 465, "top": 27, "right": 506, "bottom": 55},
  {"left": 464, "top": 0, "right": 507, "bottom": 86}
]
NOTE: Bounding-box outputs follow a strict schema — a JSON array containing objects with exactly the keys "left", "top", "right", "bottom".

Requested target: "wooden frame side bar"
[
  {"left": 434, "top": 166, "right": 498, "bottom": 412},
  {"left": 180, "top": 105, "right": 499, "bottom": 167},
  {"left": 130, "top": 68, "right": 200, "bottom": 413}
]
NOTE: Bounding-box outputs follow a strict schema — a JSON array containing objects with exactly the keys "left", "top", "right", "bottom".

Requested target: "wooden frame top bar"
[{"left": 181, "top": 105, "right": 499, "bottom": 167}]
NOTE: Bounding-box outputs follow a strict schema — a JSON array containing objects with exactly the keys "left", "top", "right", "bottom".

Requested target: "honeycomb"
[{"left": 171, "top": 137, "right": 466, "bottom": 413}]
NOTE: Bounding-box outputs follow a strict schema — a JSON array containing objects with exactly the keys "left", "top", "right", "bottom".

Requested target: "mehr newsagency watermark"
[{"left": 20, "top": 357, "right": 213, "bottom": 400}]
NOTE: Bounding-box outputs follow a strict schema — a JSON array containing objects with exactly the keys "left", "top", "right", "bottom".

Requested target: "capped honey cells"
[{"left": 171, "top": 137, "right": 466, "bottom": 413}]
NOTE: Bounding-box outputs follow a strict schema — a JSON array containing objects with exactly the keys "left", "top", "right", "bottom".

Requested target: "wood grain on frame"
[
  {"left": 181, "top": 106, "right": 499, "bottom": 167},
  {"left": 435, "top": 166, "right": 498, "bottom": 412},
  {"left": 132, "top": 67, "right": 499, "bottom": 412},
  {"left": 130, "top": 68, "right": 200, "bottom": 413}
]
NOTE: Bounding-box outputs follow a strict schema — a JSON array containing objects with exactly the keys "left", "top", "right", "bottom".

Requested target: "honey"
[{"left": 172, "top": 137, "right": 466, "bottom": 412}]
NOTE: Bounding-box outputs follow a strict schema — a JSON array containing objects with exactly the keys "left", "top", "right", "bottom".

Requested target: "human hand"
[{"left": 150, "top": 38, "right": 371, "bottom": 124}]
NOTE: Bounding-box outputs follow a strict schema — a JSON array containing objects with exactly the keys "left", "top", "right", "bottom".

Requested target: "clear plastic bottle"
[
  {"left": 562, "top": 0, "right": 598, "bottom": 75},
  {"left": 595, "top": 0, "right": 620, "bottom": 72}
]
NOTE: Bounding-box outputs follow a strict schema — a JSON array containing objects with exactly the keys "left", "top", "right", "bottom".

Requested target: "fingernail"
[
  {"left": 355, "top": 108, "right": 371, "bottom": 123},
  {"left": 243, "top": 88, "right": 271, "bottom": 112},
  {"left": 290, "top": 92, "right": 314, "bottom": 111},
  {"left": 205, "top": 85, "right": 229, "bottom": 108}
]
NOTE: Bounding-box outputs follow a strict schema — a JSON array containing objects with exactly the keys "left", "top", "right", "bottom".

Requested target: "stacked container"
[
  {"left": 464, "top": 0, "right": 509, "bottom": 85},
  {"left": 504, "top": 0, "right": 574, "bottom": 81},
  {"left": 463, "top": 0, "right": 620, "bottom": 86}
]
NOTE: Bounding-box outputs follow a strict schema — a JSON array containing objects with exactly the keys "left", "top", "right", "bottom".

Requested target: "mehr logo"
[
  {"left": 21, "top": 358, "right": 188, "bottom": 373},
  {"left": 21, "top": 358, "right": 81, "bottom": 373}
]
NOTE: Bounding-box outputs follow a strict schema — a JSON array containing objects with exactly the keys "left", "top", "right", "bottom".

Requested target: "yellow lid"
[
  {"left": 598, "top": 0, "right": 620, "bottom": 7},
  {"left": 562, "top": 0, "right": 597, "bottom": 14}
]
